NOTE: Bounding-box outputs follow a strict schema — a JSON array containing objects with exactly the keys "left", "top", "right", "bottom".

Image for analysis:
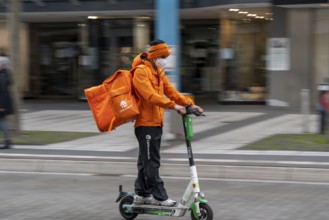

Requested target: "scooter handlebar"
[{"left": 185, "top": 105, "right": 205, "bottom": 116}]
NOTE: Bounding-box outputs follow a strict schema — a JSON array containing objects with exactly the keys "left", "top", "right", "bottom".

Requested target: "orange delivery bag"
[{"left": 84, "top": 68, "right": 140, "bottom": 132}]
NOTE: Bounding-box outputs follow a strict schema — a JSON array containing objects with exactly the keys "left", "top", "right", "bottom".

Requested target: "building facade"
[{"left": 0, "top": 0, "right": 328, "bottom": 108}]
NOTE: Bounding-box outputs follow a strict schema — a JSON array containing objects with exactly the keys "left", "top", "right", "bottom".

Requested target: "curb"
[{"left": 1, "top": 158, "right": 329, "bottom": 183}]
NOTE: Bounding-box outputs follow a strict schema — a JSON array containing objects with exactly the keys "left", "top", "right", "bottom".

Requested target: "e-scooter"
[{"left": 116, "top": 106, "right": 213, "bottom": 220}]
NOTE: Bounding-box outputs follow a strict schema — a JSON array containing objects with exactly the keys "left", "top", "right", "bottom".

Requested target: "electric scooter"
[{"left": 116, "top": 106, "right": 213, "bottom": 220}]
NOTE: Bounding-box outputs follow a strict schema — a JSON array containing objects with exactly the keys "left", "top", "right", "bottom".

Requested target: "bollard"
[{"left": 301, "top": 89, "right": 310, "bottom": 133}]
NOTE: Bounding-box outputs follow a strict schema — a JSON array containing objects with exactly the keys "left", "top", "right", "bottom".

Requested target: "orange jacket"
[{"left": 132, "top": 53, "right": 193, "bottom": 127}]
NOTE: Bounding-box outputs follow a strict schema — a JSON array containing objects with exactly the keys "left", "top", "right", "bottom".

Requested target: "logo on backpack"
[{"left": 120, "top": 100, "right": 128, "bottom": 109}]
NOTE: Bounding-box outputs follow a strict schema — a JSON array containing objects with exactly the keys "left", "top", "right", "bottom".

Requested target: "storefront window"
[
  {"left": 219, "top": 8, "right": 271, "bottom": 104},
  {"left": 29, "top": 23, "right": 80, "bottom": 97},
  {"left": 180, "top": 20, "right": 219, "bottom": 94}
]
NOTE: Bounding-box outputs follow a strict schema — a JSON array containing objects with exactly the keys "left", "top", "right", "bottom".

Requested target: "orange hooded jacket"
[{"left": 132, "top": 53, "right": 194, "bottom": 127}]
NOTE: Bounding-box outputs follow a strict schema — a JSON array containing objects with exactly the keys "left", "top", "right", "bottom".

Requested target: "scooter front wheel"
[
  {"left": 119, "top": 196, "right": 138, "bottom": 220},
  {"left": 191, "top": 203, "right": 213, "bottom": 220}
]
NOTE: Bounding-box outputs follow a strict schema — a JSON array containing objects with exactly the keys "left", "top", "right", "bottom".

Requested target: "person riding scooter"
[{"left": 131, "top": 39, "right": 203, "bottom": 207}]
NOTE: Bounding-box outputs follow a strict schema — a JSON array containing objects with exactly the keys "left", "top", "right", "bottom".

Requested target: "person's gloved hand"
[
  {"left": 174, "top": 104, "right": 186, "bottom": 115},
  {"left": 190, "top": 105, "right": 203, "bottom": 114}
]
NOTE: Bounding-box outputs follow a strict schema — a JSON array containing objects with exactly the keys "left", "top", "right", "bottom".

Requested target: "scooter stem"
[{"left": 182, "top": 115, "right": 195, "bottom": 166}]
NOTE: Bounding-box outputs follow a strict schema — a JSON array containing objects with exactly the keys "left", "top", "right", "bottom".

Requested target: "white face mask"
[{"left": 155, "top": 58, "right": 167, "bottom": 68}]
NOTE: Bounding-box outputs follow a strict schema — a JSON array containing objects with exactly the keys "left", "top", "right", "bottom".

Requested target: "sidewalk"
[
  {"left": 16, "top": 99, "right": 319, "bottom": 152},
  {"left": 1, "top": 99, "right": 329, "bottom": 183}
]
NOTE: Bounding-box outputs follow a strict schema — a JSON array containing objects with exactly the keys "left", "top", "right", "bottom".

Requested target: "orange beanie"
[{"left": 148, "top": 43, "right": 170, "bottom": 58}]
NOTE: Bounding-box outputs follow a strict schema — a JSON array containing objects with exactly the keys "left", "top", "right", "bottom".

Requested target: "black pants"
[
  {"left": 134, "top": 126, "right": 168, "bottom": 201},
  {"left": 0, "top": 116, "right": 10, "bottom": 141}
]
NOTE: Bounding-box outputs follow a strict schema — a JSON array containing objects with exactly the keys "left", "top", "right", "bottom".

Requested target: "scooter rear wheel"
[
  {"left": 119, "top": 196, "right": 138, "bottom": 220},
  {"left": 191, "top": 203, "right": 213, "bottom": 220}
]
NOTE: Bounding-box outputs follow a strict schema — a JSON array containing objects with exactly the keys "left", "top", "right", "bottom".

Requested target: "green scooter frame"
[{"left": 116, "top": 107, "right": 213, "bottom": 220}]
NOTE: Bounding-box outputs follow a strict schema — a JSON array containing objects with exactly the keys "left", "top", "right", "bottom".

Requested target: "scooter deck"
[{"left": 123, "top": 204, "right": 188, "bottom": 217}]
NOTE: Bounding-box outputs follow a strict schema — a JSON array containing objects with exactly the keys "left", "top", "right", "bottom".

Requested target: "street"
[{"left": 1, "top": 172, "right": 329, "bottom": 220}]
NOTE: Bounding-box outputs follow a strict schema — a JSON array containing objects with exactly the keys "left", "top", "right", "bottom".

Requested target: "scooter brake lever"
[{"left": 195, "top": 111, "right": 206, "bottom": 117}]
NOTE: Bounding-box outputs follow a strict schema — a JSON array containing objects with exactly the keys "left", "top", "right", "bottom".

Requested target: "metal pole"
[
  {"left": 301, "top": 89, "right": 310, "bottom": 133},
  {"left": 7, "top": 0, "right": 21, "bottom": 131},
  {"left": 155, "top": 0, "right": 180, "bottom": 90}
]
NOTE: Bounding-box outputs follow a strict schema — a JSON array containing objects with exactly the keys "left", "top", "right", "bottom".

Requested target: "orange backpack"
[{"left": 84, "top": 67, "right": 142, "bottom": 132}]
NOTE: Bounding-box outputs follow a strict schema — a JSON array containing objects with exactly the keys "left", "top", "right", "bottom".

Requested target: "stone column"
[
  {"left": 133, "top": 18, "right": 150, "bottom": 53},
  {"left": 7, "top": 0, "right": 21, "bottom": 130},
  {"left": 219, "top": 17, "right": 235, "bottom": 94},
  {"left": 268, "top": 7, "right": 314, "bottom": 108}
]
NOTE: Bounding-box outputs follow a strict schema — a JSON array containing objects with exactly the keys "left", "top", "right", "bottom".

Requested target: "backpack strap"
[
  {"left": 133, "top": 64, "right": 161, "bottom": 87},
  {"left": 131, "top": 64, "right": 147, "bottom": 75}
]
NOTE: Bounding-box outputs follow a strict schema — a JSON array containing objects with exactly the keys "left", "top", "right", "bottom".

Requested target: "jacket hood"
[{"left": 132, "top": 52, "right": 148, "bottom": 68}]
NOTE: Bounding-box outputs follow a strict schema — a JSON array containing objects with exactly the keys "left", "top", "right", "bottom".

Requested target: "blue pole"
[{"left": 155, "top": 0, "right": 180, "bottom": 90}]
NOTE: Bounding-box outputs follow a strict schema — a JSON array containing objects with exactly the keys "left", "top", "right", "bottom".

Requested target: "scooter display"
[{"left": 116, "top": 106, "right": 213, "bottom": 220}]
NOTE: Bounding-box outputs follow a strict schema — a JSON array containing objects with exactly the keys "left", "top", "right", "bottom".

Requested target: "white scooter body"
[{"left": 116, "top": 108, "right": 213, "bottom": 220}]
